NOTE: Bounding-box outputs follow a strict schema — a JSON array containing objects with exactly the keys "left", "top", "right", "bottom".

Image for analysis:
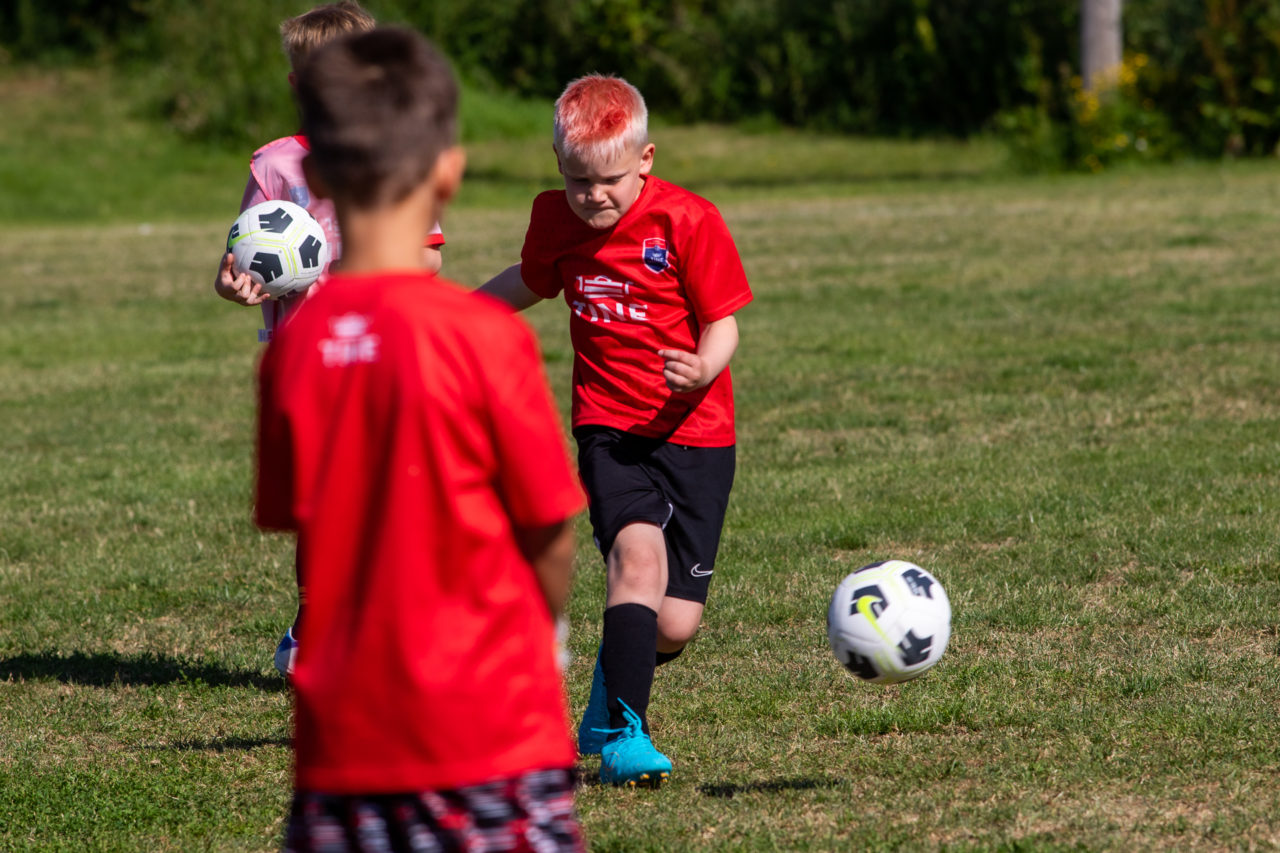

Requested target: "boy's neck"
[{"left": 334, "top": 194, "right": 439, "bottom": 275}]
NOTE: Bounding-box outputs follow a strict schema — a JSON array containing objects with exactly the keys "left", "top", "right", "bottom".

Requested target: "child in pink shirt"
[{"left": 211, "top": 2, "right": 447, "bottom": 677}]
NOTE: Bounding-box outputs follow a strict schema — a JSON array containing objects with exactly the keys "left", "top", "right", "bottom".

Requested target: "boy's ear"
[
  {"left": 553, "top": 145, "right": 564, "bottom": 175},
  {"left": 431, "top": 146, "right": 467, "bottom": 204},
  {"left": 287, "top": 71, "right": 298, "bottom": 91},
  {"left": 301, "top": 154, "right": 331, "bottom": 200},
  {"left": 638, "top": 142, "right": 656, "bottom": 175}
]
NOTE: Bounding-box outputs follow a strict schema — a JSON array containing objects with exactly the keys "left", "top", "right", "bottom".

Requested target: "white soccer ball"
[
  {"left": 226, "top": 200, "right": 330, "bottom": 298},
  {"left": 826, "top": 559, "right": 951, "bottom": 684}
]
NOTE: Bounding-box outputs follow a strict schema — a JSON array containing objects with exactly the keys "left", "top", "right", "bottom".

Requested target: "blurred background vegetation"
[{"left": 2, "top": 0, "right": 1279, "bottom": 171}]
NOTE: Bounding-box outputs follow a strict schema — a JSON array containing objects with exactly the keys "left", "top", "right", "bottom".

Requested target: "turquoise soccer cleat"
[
  {"left": 577, "top": 653, "right": 608, "bottom": 755},
  {"left": 598, "top": 700, "right": 672, "bottom": 788}
]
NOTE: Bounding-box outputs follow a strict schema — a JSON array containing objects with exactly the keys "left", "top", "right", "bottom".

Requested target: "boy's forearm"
[
  {"left": 514, "top": 519, "right": 576, "bottom": 617},
  {"left": 659, "top": 314, "right": 740, "bottom": 393},
  {"left": 695, "top": 315, "right": 740, "bottom": 383},
  {"left": 478, "top": 263, "right": 543, "bottom": 311}
]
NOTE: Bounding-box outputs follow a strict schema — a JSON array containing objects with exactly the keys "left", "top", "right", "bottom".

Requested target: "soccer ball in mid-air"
[
  {"left": 826, "top": 560, "right": 951, "bottom": 684},
  {"left": 226, "top": 200, "right": 330, "bottom": 298}
]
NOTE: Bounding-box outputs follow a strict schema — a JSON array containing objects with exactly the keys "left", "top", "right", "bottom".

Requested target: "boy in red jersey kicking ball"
[
  {"left": 256, "top": 27, "right": 585, "bottom": 851},
  {"left": 214, "top": 2, "right": 448, "bottom": 679},
  {"left": 481, "top": 75, "right": 753, "bottom": 787}
]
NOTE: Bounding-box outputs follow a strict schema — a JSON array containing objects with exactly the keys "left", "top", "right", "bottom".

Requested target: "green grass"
[
  {"left": 3, "top": 69, "right": 1280, "bottom": 851},
  {"left": 0, "top": 66, "right": 1009, "bottom": 222}
]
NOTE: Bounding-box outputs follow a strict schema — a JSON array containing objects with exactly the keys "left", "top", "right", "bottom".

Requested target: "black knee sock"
[
  {"left": 655, "top": 647, "right": 684, "bottom": 667},
  {"left": 601, "top": 603, "right": 658, "bottom": 734}
]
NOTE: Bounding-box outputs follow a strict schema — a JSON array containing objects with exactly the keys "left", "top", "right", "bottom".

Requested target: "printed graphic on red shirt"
[
  {"left": 319, "top": 313, "right": 380, "bottom": 367},
  {"left": 572, "top": 274, "right": 648, "bottom": 324}
]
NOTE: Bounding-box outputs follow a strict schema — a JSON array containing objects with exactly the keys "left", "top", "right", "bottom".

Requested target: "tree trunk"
[{"left": 1081, "top": 0, "right": 1123, "bottom": 91}]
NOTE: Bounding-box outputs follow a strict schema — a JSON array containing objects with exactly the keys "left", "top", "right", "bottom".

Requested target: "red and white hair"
[{"left": 553, "top": 75, "right": 649, "bottom": 164}]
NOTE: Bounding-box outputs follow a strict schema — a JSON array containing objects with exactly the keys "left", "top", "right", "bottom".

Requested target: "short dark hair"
[{"left": 295, "top": 27, "right": 458, "bottom": 209}]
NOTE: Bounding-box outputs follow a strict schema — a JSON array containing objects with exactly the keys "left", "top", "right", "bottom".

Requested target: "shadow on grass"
[
  {"left": 697, "top": 777, "right": 845, "bottom": 799},
  {"left": 0, "top": 650, "right": 285, "bottom": 691},
  {"left": 153, "top": 735, "right": 290, "bottom": 752},
  {"left": 575, "top": 766, "right": 845, "bottom": 797}
]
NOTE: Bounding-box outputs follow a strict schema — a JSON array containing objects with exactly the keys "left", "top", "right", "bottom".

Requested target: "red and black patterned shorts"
[{"left": 284, "top": 767, "right": 583, "bottom": 853}]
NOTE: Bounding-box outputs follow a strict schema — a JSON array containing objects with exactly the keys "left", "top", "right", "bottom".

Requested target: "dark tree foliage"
[
  {"left": 4, "top": 0, "right": 1279, "bottom": 157},
  {"left": 1, "top": 0, "right": 152, "bottom": 61},
  {"left": 386, "top": 0, "right": 1077, "bottom": 137},
  {"left": 1127, "top": 0, "right": 1280, "bottom": 155}
]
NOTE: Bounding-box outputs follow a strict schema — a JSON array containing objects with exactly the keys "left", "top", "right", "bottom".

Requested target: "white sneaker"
[{"left": 273, "top": 628, "right": 298, "bottom": 677}]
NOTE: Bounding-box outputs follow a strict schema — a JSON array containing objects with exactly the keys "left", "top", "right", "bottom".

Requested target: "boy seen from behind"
[
  {"left": 481, "top": 75, "right": 753, "bottom": 788},
  {"left": 256, "top": 28, "right": 585, "bottom": 851}
]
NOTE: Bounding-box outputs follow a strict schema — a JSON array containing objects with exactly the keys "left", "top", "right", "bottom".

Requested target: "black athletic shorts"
[{"left": 574, "top": 426, "right": 736, "bottom": 604}]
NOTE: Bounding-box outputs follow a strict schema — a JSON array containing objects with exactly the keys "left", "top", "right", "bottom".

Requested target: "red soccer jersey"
[
  {"left": 255, "top": 270, "right": 583, "bottom": 793},
  {"left": 521, "top": 175, "right": 752, "bottom": 446}
]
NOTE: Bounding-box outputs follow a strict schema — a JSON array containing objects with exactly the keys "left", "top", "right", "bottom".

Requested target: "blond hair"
[
  {"left": 553, "top": 75, "right": 649, "bottom": 165},
  {"left": 280, "top": 2, "right": 376, "bottom": 71}
]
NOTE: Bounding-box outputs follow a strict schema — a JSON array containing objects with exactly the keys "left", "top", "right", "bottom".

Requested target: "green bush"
[
  {"left": 0, "top": 0, "right": 151, "bottom": 62},
  {"left": 998, "top": 53, "right": 1178, "bottom": 172},
  {"left": 0, "top": 0, "right": 551, "bottom": 150},
  {"left": 999, "top": 0, "right": 1280, "bottom": 167},
  {"left": 5, "top": 0, "right": 1280, "bottom": 162},
  {"left": 138, "top": 0, "right": 298, "bottom": 145},
  {"left": 1129, "top": 0, "right": 1280, "bottom": 156},
  {"left": 387, "top": 0, "right": 1075, "bottom": 137}
]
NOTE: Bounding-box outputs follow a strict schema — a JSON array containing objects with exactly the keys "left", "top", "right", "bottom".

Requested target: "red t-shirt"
[
  {"left": 255, "top": 270, "right": 583, "bottom": 793},
  {"left": 521, "top": 175, "right": 752, "bottom": 446}
]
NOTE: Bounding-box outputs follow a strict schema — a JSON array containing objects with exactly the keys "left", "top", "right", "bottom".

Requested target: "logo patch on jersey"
[
  {"left": 642, "top": 237, "right": 669, "bottom": 273},
  {"left": 319, "top": 313, "right": 380, "bottom": 367},
  {"left": 289, "top": 186, "right": 312, "bottom": 208}
]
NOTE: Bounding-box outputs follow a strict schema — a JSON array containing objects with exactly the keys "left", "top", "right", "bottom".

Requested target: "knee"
[
  {"left": 656, "top": 615, "right": 700, "bottom": 649},
  {"left": 607, "top": 536, "right": 665, "bottom": 595},
  {"left": 612, "top": 543, "right": 662, "bottom": 575}
]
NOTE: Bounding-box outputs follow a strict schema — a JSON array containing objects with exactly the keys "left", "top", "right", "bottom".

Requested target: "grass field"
[{"left": 3, "top": 68, "right": 1280, "bottom": 851}]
